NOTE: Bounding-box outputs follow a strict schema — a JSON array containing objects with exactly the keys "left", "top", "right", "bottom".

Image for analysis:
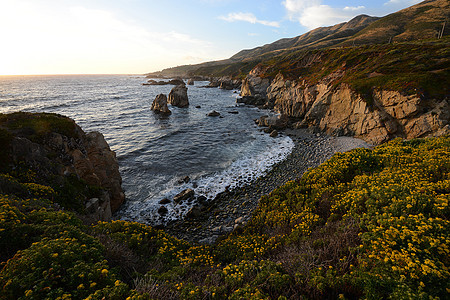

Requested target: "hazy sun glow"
[{"left": 0, "top": 1, "right": 217, "bottom": 75}]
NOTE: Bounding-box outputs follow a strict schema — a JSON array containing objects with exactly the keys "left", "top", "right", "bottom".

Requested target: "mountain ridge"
[
  {"left": 147, "top": 0, "right": 449, "bottom": 78},
  {"left": 230, "top": 14, "right": 380, "bottom": 61}
]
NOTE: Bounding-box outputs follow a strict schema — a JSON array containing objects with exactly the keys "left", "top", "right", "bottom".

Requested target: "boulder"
[
  {"left": 269, "top": 130, "right": 278, "bottom": 138},
  {"left": 257, "top": 114, "right": 289, "bottom": 129},
  {"left": 207, "top": 110, "right": 220, "bottom": 117},
  {"left": 158, "top": 206, "right": 168, "bottom": 215},
  {"left": 185, "top": 206, "right": 203, "bottom": 219},
  {"left": 159, "top": 198, "right": 171, "bottom": 204},
  {"left": 168, "top": 85, "right": 189, "bottom": 108},
  {"left": 178, "top": 176, "right": 190, "bottom": 184},
  {"left": 151, "top": 94, "right": 171, "bottom": 114},
  {"left": 219, "top": 81, "right": 234, "bottom": 90},
  {"left": 173, "top": 188, "right": 195, "bottom": 204},
  {"left": 236, "top": 96, "right": 267, "bottom": 107},
  {"left": 204, "top": 80, "right": 220, "bottom": 88}
]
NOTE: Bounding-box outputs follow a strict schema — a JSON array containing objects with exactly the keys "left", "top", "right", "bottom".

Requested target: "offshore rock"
[
  {"left": 218, "top": 77, "right": 241, "bottom": 90},
  {"left": 151, "top": 93, "right": 171, "bottom": 114},
  {"left": 168, "top": 85, "right": 189, "bottom": 108},
  {"left": 207, "top": 110, "right": 220, "bottom": 117},
  {"left": 144, "top": 78, "right": 185, "bottom": 86}
]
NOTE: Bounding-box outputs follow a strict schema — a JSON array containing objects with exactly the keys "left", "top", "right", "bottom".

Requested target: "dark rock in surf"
[
  {"left": 178, "top": 176, "right": 190, "bottom": 184},
  {"left": 159, "top": 198, "right": 171, "bottom": 204},
  {"left": 173, "top": 188, "right": 195, "bottom": 204},
  {"left": 158, "top": 206, "right": 168, "bottom": 215},
  {"left": 270, "top": 130, "right": 279, "bottom": 138},
  {"left": 207, "top": 111, "right": 220, "bottom": 117}
]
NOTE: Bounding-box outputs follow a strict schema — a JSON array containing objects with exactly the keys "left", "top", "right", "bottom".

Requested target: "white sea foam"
[{"left": 118, "top": 135, "right": 294, "bottom": 226}]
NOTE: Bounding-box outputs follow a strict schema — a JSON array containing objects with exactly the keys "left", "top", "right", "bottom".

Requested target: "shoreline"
[{"left": 164, "top": 128, "right": 372, "bottom": 244}]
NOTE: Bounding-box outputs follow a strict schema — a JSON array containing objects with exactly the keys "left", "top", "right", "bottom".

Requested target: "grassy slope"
[
  {"left": 151, "top": 0, "right": 449, "bottom": 90},
  {"left": 257, "top": 39, "right": 450, "bottom": 101},
  {"left": 0, "top": 114, "right": 448, "bottom": 299}
]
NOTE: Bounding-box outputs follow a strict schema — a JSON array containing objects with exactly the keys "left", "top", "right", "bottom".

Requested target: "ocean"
[{"left": 0, "top": 74, "right": 294, "bottom": 225}]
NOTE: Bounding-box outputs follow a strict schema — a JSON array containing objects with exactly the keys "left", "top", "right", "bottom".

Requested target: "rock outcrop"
[
  {"left": 256, "top": 114, "right": 289, "bottom": 130},
  {"left": 173, "top": 188, "right": 195, "bottom": 204},
  {"left": 241, "top": 71, "right": 449, "bottom": 144},
  {"left": 144, "top": 78, "right": 185, "bottom": 86},
  {"left": 3, "top": 112, "right": 125, "bottom": 220},
  {"left": 218, "top": 77, "right": 241, "bottom": 90},
  {"left": 168, "top": 85, "right": 189, "bottom": 108},
  {"left": 202, "top": 77, "right": 241, "bottom": 90},
  {"left": 151, "top": 93, "right": 171, "bottom": 114},
  {"left": 207, "top": 110, "right": 220, "bottom": 117}
]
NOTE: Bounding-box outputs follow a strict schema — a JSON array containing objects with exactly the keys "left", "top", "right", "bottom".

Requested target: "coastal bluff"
[
  {"left": 238, "top": 46, "right": 449, "bottom": 145},
  {"left": 0, "top": 112, "right": 124, "bottom": 221}
]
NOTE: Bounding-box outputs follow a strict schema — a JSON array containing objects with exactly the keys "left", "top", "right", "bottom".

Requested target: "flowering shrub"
[
  {"left": 0, "top": 237, "right": 128, "bottom": 299},
  {"left": 0, "top": 136, "right": 448, "bottom": 299}
]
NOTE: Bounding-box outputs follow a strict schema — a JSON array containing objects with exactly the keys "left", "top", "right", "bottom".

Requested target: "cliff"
[
  {"left": 0, "top": 112, "right": 124, "bottom": 220},
  {"left": 240, "top": 42, "right": 450, "bottom": 144}
]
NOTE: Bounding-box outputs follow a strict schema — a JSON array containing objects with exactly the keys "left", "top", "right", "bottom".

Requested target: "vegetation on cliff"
[
  {"left": 257, "top": 39, "right": 450, "bottom": 102},
  {"left": 0, "top": 112, "right": 448, "bottom": 299}
]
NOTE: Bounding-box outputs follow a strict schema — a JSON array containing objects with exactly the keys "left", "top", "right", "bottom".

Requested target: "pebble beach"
[{"left": 164, "top": 128, "right": 372, "bottom": 244}]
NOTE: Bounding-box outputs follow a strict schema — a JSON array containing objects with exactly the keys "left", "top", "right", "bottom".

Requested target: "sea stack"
[
  {"left": 168, "top": 84, "right": 189, "bottom": 108},
  {"left": 151, "top": 93, "right": 171, "bottom": 114}
]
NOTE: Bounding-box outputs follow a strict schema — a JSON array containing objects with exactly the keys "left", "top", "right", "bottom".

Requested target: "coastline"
[{"left": 164, "top": 128, "right": 372, "bottom": 244}]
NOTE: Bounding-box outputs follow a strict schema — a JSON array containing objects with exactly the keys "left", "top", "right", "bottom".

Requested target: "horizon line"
[{"left": 0, "top": 73, "right": 146, "bottom": 76}]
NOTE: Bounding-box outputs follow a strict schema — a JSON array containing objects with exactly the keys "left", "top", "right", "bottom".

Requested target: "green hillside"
[
  {"left": 149, "top": 0, "right": 449, "bottom": 81},
  {"left": 257, "top": 39, "right": 450, "bottom": 100}
]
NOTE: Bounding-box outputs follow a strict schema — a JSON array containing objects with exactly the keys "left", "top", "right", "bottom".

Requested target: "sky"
[{"left": 0, "top": 0, "right": 423, "bottom": 75}]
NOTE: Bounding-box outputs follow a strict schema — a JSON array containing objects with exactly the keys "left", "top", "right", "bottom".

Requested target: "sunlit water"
[{"left": 0, "top": 75, "right": 293, "bottom": 225}]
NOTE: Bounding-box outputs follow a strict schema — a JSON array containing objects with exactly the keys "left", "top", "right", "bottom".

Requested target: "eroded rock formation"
[
  {"left": 151, "top": 93, "right": 172, "bottom": 114},
  {"left": 168, "top": 85, "right": 189, "bottom": 108},
  {"left": 241, "top": 71, "right": 449, "bottom": 144}
]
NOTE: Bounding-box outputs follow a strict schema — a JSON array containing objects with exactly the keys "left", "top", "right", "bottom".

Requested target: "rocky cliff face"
[
  {"left": 241, "top": 72, "right": 449, "bottom": 145},
  {"left": 2, "top": 113, "right": 124, "bottom": 220}
]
